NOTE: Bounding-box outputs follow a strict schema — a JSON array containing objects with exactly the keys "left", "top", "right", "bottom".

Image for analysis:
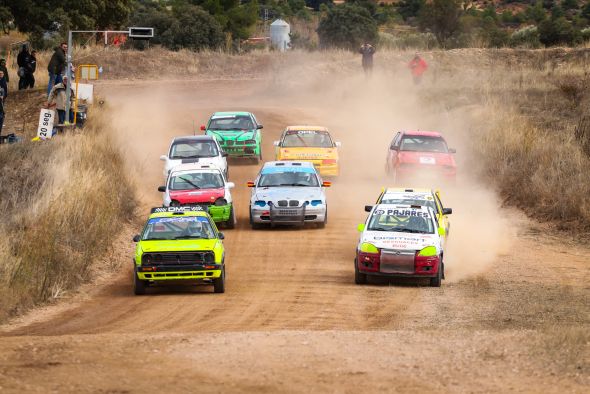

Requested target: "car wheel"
[
  {"left": 429, "top": 261, "right": 443, "bottom": 287},
  {"left": 225, "top": 206, "right": 236, "bottom": 229},
  {"left": 213, "top": 267, "right": 225, "bottom": 293},
  {"left": 354, "top": 258, "right": 367, "bottom": 285},
  {"left": 133, "top": 270, "right": 147, "bottom": 295}
]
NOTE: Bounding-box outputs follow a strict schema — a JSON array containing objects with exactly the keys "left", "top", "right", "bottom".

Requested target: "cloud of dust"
[{"left": 101, "top": 51, "right": 514, "bottom": 281}]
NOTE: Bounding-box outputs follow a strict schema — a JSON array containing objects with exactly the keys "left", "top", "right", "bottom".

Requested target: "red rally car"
[{"left": 385, "top": 130, "right": 456, "bottom": 184}]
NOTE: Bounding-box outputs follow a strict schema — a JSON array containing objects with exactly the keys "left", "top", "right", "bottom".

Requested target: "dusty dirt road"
[{"left": 0, "top": 75, "right": 588, "bottom": 393}]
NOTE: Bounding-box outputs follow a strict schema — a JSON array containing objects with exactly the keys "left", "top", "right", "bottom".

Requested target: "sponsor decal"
[
  {"left": 372, "top": 209, "right": 430, "bottom": 218},
  {"left": 419, "top": 157, "right": 436, "bottom": 165},
  {"left": 151, "top": 206, "right": 203, "bottom": 213},
  {"left": 148, "top": 216, "right": 209, "bottom": 224}
]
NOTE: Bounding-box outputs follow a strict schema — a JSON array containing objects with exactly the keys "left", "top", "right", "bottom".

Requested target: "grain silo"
[{"left": 270, "top": 19, "right": 290, "bottom": 52}]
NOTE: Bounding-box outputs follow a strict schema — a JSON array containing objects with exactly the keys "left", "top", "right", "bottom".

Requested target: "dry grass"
[{"left": 0, "top": 108, "right": 136, "bottom": 321}]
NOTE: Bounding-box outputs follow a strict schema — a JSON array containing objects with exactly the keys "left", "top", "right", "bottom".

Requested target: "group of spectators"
[
  {"left": 358, "top": 43, "right": 429, "bottom": 84},
  {"left": 0, "top": 42, "right": 75, "bottom": 140}
]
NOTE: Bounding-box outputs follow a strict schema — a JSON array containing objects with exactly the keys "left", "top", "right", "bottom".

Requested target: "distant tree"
[
  {"left": 0, "top": 6, "right": 12, "bottom": 34},
  {"left": 397, "top": 0, "right": 425, "bottom": 21},
  {"left": 317, "top": 4, "right": 378, "bottom": 50},
  {"left": 561, "top": 0, "right": 579, "bottom": 11},
  {"left": 538, "top": 16, "right": 577, "bottom": 45},
  {"left": 525, "top": 1, "right": 547, "bottom": 23},
  {"left": 418, "top": 0, "right": 462, "bottom": 47},
  {"left": 305, "top": 0, "right": 333, "bottom": 12}
]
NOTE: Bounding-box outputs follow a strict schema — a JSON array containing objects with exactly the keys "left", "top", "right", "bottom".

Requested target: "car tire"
[
  {"left": 133, "top": 270, "right": 147, "bottom": 295},
  {"left": 213, "top": 267, "right": 225, "bottom": 293},
  {"left": 430, "top": 261, "right": 443, "bottom": 287},
  {"left": 354, "top": 258, "right": 367, "bottom": 285},
  {"left": 225, "top": 206, "right": 236, "bottom": 229}
]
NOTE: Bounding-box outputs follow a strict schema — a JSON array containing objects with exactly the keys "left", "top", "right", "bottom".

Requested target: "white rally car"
[
  {"left": 160, "top": 135, "right": 228, "bottom": 180},
  {"left": 355, "top": 204, "right": 445, "bottom": 287},
  {"left": 247, "top": 161, "right": 330, "bottom": 228}
]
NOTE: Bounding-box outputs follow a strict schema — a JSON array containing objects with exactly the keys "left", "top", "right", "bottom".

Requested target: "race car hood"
[
  {"left": 208, "top": 129, "right": 255, "bottom": 141},
  {"left": 397, "top": 151, "right": 456, "bottom": 167},
  {"left": 253, "top": 187, "right": 323, "bottom": 204},
  {"left": 361, "top": 231, "right": 439, "bottom": 251},
  {"left": 138, "top": 239, "right": 220, "bottom": 253},
  {"left": 278, "top": 147, "right": 338, "bottom": 161},
  {"left": 169, "top": 188, "right": 225, "bottom": 204}
]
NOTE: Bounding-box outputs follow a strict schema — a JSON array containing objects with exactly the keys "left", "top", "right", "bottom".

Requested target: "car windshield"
[
  {"left": 142, "top": 216, "right": 216, "bottom": 240},
  {"left": 400, "top": 136, "right": 448, "bottom": 153},
  {"left": 380, "top": 198, "right": 437, "bottom": 213},
  {"left": 367, "top": 208, "right": 435, "bottom": 234},
  {"left": 170, "top": 141, "right": 218, "bottom": 159},
  {"left": 208, "top": 116, "right": 254, "bottom": 131},
  {"left": 169, "top": 172, "right": 224, "bottom": 190},
  {"left": 258, "top": 170, "right": 319, "bottom": 187},
  {"left": 282, "top": 131, "right": 333, "bottom": 148}
]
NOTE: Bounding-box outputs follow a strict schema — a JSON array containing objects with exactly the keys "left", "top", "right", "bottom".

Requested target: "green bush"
[
  {"left": 510, "top": 25, "right": 542, "bottom": 48},
  {"left": 317, "top": 4, "right": 378, "bottom": 50}
]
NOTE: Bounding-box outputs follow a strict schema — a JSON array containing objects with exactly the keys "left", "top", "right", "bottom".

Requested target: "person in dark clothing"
[
  {"left": 27, "top": 50, "right": 37, "bottom": 88},
  {"left": 359, "top": 42, "right": 376, "bottom": 75},
  {"left": 0, "top": 72, "right": 5, "bottom": 138},
  {"left": 17, "top": 44, "right": 31, "bottom": 90},
  {"left": 0, "top": 59, "right": 9, "bottom": 95},
  {"left": 47, "top": 42, "right": 67, "bottom": 96},
  {"left": 0, "top": 70, "right": 7, "bottom": 100}
]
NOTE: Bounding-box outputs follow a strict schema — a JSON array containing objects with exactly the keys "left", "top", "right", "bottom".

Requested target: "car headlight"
[
  {"left": 245, "top": 139, "right": 256, "bottom": 144},
  {"left": 254, "top": 200, "right": 266, "bottom": 207},
  {"left": 310, "top": 200, "right": 323, "bottom": 206}
]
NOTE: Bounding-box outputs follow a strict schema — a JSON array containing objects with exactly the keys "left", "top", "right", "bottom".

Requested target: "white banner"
[{"left": 37, "top": 108, "right": 55, "bottom": 140}]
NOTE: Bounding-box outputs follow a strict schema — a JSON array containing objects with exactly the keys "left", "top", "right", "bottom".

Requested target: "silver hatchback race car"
[{"left": 248, "top": 161, "right": 330, "bottom": 228}]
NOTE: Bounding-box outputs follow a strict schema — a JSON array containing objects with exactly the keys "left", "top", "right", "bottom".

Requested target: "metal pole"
[{"left": 65, "top": 31, "right": 73, "bottom": 124}]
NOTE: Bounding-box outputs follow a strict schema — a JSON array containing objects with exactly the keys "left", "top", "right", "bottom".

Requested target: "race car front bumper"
[
  {"left": 136, "top": 264, "right": 222, "bottom": 281},
  {"left": 207, "top": 204, "right": 232, "bottom": 222},
  {"left": 394, "top": 164, "right": 456, "bottom": 184},
  {"left": 250, "top": 206, "right": 326, "bottom": 225}
]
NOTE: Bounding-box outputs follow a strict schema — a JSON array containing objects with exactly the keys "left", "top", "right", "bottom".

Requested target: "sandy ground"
[{"left": 0, "top": 73, "right": 588, "bottom": 393}]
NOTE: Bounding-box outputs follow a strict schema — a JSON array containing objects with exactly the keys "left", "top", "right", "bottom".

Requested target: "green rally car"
[
  {"left": 201, "top": 111, "right": 263, "bottom": 163},
  {"left": 132, "top": 206, "right": 226, "bottom": 295}
]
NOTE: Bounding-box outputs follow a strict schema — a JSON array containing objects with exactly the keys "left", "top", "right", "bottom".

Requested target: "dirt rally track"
[{"left": 0, "top": 75, "right": 589, "bottom": 393}]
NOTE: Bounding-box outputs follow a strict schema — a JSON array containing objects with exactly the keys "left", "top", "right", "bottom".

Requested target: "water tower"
[{"left": 270, "top": 19, "right": 290, "bottom": 52}]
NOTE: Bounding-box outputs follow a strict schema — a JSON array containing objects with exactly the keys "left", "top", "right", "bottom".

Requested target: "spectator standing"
[
  {"left": 27, "top": 50, "right": 37, "bottom": 88},
  {"left": 0, "top": 59, "right": 9, "bottom": 94},
  {"left": 0, "top": 70, "right": 7, "bottom": 100},
  {"left": 47, "top": 42, "right": 67, "bottom": 96},
  {"left": 17, "top": 44, "right": 31, "bottom": 90},
  {"left": 47, "top": 75, "right": 75, "bottom": 126},
  {"left": 359, "top": 42, "right": 376, "bottom": 76},
  {"left": 408, "top": 53, "right": 428, "bottom": 85},
  {"left": 0, "top": 72, "right": 5, "bottom": 138}
]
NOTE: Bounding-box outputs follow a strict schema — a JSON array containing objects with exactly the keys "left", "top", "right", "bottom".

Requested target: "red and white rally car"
[{"left": 385, "top": 130, "right": 456, "bottom": 184}]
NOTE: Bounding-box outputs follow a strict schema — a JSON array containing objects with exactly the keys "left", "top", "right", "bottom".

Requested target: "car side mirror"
[
  {"left": 247, "top": 181, "right": 255, "bottom": 187},
  {"left": 438, "top": 227, "right": 446, "bottom": 237},
  {"left": 335, "top": 141, "right": 341, "bottom": 147},
  {"left": 222, "top": 152, "right": 228, "bottom": 157},
  {"left": 390, "top": 145, "right": 399, "bottom": 151},
  {"left": 442, "top": 208, "right": 452, "bottom": 215},
  {"left": 449, "top": 148, "right": 456, "bottom": 153},
  {"left": 157, "top": 186, "right": 166, "bottom": 193},
  {"left": 159, "top": 155, "right": 167, "bottom": 161},
  {"left": 200, "top": 125, "right": 206, "bottom": 131},
  {"left": 257, "top": 125, "right": 263, "bottom": 130},
  {"left": 364, "top": 205, "right": 373, "bottom": 212},
  {"left": 273, "top": 141, "right": 279, "bottom": 146},
  {"left": 132, "top": 234, "right": 140, "bottom": 242},
  {"left": 218, "top": 232, "right": 225, "bottom": 240},
  {"left": 227, "top": 182, "right": 235, "bottom": 189},
  {"left": 322, "top": 181, "right": 331, "bottom": 187},
  {"left": 357, "top": 223, "right": 365, "bottom": 232}
]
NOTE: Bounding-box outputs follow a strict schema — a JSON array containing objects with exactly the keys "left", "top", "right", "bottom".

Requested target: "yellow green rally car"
[{"left": 132, "top": 206, "right": 226, "bottom": 295}]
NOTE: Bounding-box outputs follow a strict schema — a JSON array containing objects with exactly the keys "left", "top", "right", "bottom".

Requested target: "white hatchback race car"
[
  {"left": 160, "top": 135, "right": 228, "bottom": 180},
  {"left": 355, "top": 204, "right": 445, "bottom": 287},
  {"left": 247, "top": 161, "right": 330, "bottom": 228}
]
